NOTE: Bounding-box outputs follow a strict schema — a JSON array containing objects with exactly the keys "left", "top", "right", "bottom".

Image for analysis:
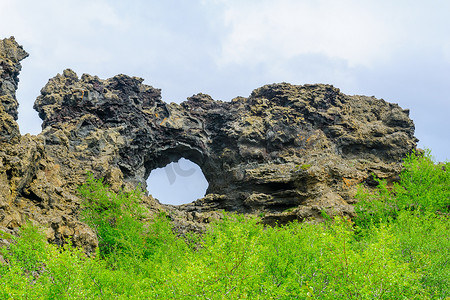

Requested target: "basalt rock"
[
  {"left": 0, "top": 37, "right": 28, "bottom": 142},
  {"left": 0, "top": 39, "right": 99, "bottom": 252},
  {"left": 0, "top": 37, "right": 417, "bottom": 251}
]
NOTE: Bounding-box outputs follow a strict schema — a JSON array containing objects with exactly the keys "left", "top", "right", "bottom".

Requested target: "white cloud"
[
  {"left": 213, "top": 0, "right": 450, "bottom": 70},
  {"left": 0, "top": 0, "right": 136, "bottom": 134},
  {"left": 216, "top": 0, "right": 397, "bottom": 68},
  {"left": 0, "top": 0, "right": 133, "bottom": 75},
  {"left": 1, "top": 0, "right": 129, "bottom": 52}
]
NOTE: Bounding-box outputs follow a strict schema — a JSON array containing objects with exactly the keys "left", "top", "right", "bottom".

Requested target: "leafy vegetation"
[{"left": 0, "top": 151, "right": 449, "bottom": 299}]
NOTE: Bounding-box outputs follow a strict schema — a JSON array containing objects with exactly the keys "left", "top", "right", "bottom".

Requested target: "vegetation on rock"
[{"left": 0, "top": 151, "right": 449, "bottom": 299}]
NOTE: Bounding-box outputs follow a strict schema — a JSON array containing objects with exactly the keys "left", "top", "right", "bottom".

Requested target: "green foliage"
[
  {"left": 0, "top": 223, "right": 107, "bottom": 299},
  {"left": 355, "top": 149, "right": 450, "bottom": 297},
  {"left": 0, "top": 229, "right": 12, "bottom": 239},
  {"left": 392, "top": 211, "right": 450, "bottom": 298},
  {"left": 78, "top": 173, "right": 147, "bottom": 260},
  {"left": 355, "top": 150, "right": 450, "bottom": 227},
  {"left": 1, "top": 152, "right": 449, "bottom": 298},
  {"left": 397, "top": 150, "right": 450, "bottom": 212},
  {"left": 320, "top": 208, "right": 332, "bottom": 221},
  {"left": 300, "top": 164, "right": 311, "bottom": 170},
  {"left": 0, "top": 222, "right": 49, "bottom": 277}
]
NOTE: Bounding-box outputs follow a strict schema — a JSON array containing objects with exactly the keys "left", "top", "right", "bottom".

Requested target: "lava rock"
[{"left": 0, "top": 37, "right": 418, "bottom": 252}]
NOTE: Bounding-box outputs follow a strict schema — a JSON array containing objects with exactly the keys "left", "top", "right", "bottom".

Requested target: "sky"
[{"left": 1, "top": 0, "right": 449, "bottom": 205}]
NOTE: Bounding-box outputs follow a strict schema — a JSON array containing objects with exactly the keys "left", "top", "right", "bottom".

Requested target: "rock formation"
[
  {"left": 0, "top": 37, "right": 27, "bottom": 141},
  {"left": 0, "top": 37, "right": 417, "bottom": 251}
]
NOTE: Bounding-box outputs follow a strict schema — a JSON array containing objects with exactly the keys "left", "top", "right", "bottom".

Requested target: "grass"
[
  {"left": 0, "top": 230, "right": 12, "bottom": 239},
  {"left": 0, "top": 151, "right": 449, "bottom": 299}
]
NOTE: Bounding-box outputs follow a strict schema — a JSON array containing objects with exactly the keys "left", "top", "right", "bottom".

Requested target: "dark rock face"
[
  {"left": 0, "top": 40, "right": 99, "bottom": 252},
  {"left": 0, "top": 37, "right": 417, "bottom": 251},
  {"left": 35, "top": 68, "right": 416, "bottom": 221},
  {"left": 0, "top": 37, "right": 28, "bottom": 120},
  {"left": 0, "top": 37, "right": 28, "bottom": 142}
]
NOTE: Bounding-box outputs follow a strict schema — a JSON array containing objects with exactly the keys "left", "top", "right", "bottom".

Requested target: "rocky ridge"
[{"left": 0, "top": 37, "right": 417, "bottom": 251}]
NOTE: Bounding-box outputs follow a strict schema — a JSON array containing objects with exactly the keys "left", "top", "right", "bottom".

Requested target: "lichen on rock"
[{"left": 0, "top": 37, "right": 418, "bottom": 252}]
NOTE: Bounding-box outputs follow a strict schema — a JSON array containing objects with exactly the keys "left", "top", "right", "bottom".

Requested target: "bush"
[
  {"left": 355, "top": 150, "right": 450, "bottom": 227},
  {"left": 2, "top": 158, "right": 449, "bottom": 299},
  {"left": 354, "top": 149, "right": 450, "bottom": 298},
  {"left": 78, "top": 173, "right": 148, "bottom": 261},
  {"left": 398, "top": 150, "right": 450, "bottom": 213},
  {"left": 393, "top": 211, "right": 450, "bottom": 298}
]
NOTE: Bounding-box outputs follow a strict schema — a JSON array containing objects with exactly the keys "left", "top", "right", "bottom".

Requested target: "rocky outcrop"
[
  {"left": 0, "top": 37, "right": 28, "bottom": 142},
  {"left": 0, "top": 37, "right": 417, "bottom": 250},
  {"left": 0, "top": 39, "right": 99, "bottom": 252},
  {"left": 0, "top": 37, "right": 28, "bottom": 120}
]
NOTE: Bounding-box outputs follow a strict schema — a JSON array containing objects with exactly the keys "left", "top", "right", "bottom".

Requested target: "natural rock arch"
[
  {"left": 0, "top": 37, "right": 417, "bottom": 252},
  {"left": 33, "top": 69, "right": 418, "bottom": 218}
]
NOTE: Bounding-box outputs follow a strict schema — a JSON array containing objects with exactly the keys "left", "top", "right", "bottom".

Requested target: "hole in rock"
[{"left": 146, "top": 158, "right": 208, "bottom": 205}]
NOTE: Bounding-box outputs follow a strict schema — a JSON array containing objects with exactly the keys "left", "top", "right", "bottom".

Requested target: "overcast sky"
[{"left": 1, "top": 0, "right": 449, "bottom": 204}]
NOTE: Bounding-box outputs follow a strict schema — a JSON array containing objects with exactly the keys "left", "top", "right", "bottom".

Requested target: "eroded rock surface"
[
  {"left": 0, "top": 37, "right": 28, "bottom": 142},
  {"left": 0, "top": 37, "right": 417, "bottom": 250}
]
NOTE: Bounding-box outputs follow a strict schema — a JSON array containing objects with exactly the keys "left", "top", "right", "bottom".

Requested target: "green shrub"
[
  {"left": 78, "top": 173, "right": 148, "bottom": 261},
  {"left": 78, "top": 173, "right": 189, "bottom": 279},
  {"left": 355, "top": 150, "right": 450, "bottom": 228},
  {"left": 0, "top": 222, "right": 49, "bottom": 278},
  {"left": 0, "top": 229, "right": 12, "bottom": 239},
  {"left": 256, "top": 218, "right": 426, "bottom": 299},
  {"left": 2, "top": 160, "right": 448, "bottom": 299},
  {"left": 397, "top": 150, "right": 450, "bottom": 213},
  {"left": 354, "top": 149, "right": 450, "bottom": 298},
  {"left": 392, "top": 211, "right": 450, "bottom": 298}
]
